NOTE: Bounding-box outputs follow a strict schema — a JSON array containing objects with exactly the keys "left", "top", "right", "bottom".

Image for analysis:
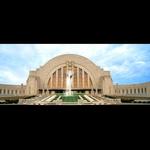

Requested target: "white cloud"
[
  {"left": 0, "top": 44, "right": 149, "bottom": 84},
  {"left": 0, "top": 67, "right": 26, "bottom": 84},
  {"left": 135, "top": 61, "right": 145, "bottom": 65},
  {"left": 32, "top": 44, "right": 111, "bottom": 65}
]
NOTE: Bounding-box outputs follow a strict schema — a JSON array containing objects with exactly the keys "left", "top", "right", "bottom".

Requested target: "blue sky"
[{"left": 0, "top": 44, "right": 150, "bottom": 85}]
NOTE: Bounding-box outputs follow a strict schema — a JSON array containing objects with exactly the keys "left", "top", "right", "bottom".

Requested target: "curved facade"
[
  {"left": 26, "top": 54, "right": 114, "bottom": 95},
  {"left": 0, "top": 54, "right": 150, "bottom": 97}
]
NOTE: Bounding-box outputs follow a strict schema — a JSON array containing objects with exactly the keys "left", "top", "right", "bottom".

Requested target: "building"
[
  {"left": 25, "top": 54, "right": 114, "bottom": 96},
  {"left": 0, "top": 54, "right": 150, "bottom": 97},
  {"left": 0, "top": 84, "right": 26, "bottom": 96},
  {"left": 114, "top": 82, "right": 150, "bottom": 97}
]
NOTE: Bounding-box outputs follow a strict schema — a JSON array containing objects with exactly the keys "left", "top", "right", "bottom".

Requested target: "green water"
[
  {"left": 55, "top": 92, "right": 88, "bottom": 102},
  {"left": 62, "top": 95, "right": 78, "bottom": 102}
]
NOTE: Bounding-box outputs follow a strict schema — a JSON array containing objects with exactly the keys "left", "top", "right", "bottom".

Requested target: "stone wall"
[
  {"left": 114, "top": 82, "right": 150, "bottom": 97},
  {"left": 0, "top": 84, "right": 26, "bottom": 96}
]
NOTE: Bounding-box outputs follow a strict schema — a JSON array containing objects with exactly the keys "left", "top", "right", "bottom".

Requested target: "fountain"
[
  {"left": 65, "top": 70, "right": 73, "bottom": 96},
  {"left": 62, "top": 69, "right": 78, "bottom": 102}
]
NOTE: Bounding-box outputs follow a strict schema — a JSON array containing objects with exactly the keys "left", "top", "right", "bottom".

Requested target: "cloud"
[
  {"left": 0, "top": 66, "right": 26, "bottom": 84},
  {"left": 0, "top": 44, "right": 150, "bottom": 84},
  {"left": 91, "top": 44, "right": 150, "bottom": 84},
  {"left": 31, "top": 44, "right": 111, "bottom": 65}
]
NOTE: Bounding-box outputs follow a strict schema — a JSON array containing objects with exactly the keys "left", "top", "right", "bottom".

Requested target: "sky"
[{"left": 0, "top": 44, "right": 150, "bottom": 85}]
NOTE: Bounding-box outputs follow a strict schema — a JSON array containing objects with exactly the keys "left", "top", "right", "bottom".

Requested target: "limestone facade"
[
  {"left": 25, "top": 54, "right": 114, "bottom": 95},
  {"left": 0, "top": 84, "right": 26, "bottom": 96},
  {"left": 114, "top": 82, "right": 150, "bottom": 97}
]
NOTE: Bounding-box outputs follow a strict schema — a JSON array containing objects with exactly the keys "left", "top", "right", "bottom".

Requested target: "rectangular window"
[
  {"left": 134, "top": 89, "right": 136, "bottom": 94},
  {"left": 63, "top": 66, "right": 67, "bottom": 88},
  {"left": 79, "top": 68, "right": 83, "bottom": 88},
  {"left": 141, "top": 88, "right": 143, "bottom": 93},
  {"left": 73, "top": 67, "right": 77, "bottom": 88},
  {"left": 52, "top": 72, "right": 56, "bottom": 88},
  {"left": 130, "top": 89, "right": 132, "bottom": 94},
  {"left": 58, "top": 68, "right": 61, "bottom": 88},
  {"left": 84, "top": 71, "right": 88, "bottom": 88}
]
